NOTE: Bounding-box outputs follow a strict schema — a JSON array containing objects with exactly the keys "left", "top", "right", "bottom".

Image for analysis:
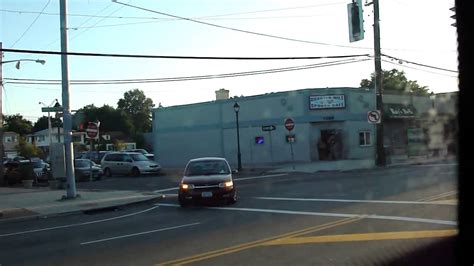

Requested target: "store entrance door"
[{"left": 318, "top": 129, "right": 343, "bottom": 160}]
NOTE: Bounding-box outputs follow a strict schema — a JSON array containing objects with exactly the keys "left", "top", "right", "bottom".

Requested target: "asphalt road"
[{"left": 0, "top": 163, "right": 457, "bottom": 266}]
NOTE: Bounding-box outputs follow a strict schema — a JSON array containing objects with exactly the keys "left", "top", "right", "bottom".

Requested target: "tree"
[
  {"left": 360, "top": 69, "right": 430, "bottom": 95},
  {"left": 16, "top": 137, "right": 44, "bottom": 159},
  {"left": 33, "top": 116, "right": 63, "bottom": 132},
  {"left": 3, "top": 114, "right": 33, "bottom": 136},
  {"left": 72, "top": 104, "right": 134, "bottom": 134},
  {"left": 117, "top": 89, "right": 155, "bottom": 133}
]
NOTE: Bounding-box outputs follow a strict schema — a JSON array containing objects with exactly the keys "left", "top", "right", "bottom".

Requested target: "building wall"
[{"left": 153, "top": 88, "right": 376, "bottom": 168}]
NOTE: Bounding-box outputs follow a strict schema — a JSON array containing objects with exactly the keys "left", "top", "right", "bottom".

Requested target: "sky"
[{"left": 1, "top": 0, "right": 458, "bottom": 123}]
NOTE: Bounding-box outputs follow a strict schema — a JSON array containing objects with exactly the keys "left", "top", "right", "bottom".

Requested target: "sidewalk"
[
  {"left": 266, "top": 155, "right": 457, "bottom": 174},
  {"left": 0, "top": 187, "right": 162, "bottom": 222}
]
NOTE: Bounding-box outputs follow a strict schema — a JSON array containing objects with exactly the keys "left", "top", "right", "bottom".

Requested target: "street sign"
[
  {"left": 41, "top": 106, "right": 62, "bottom": 113},
  {"left": 262, "top": 125, "right": 276, "bottom": 132},
  {"left": 284, "top": 118, "right": 295, "bottom": 131},
  {"left": 86, "top": 122, "right": 99, "bottom": 139},
  {"left": 367, "top": 110, "right": 381, "bottom": 124}
]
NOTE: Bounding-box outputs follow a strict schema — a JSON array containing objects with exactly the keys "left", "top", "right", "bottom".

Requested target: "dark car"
[
  {"left": 31, "top": 159, "right": 51, "bottom": 183},
  {"left": 178, "top": 157, "right": 237, "bottom": 207},
  {"left": 78, "top": 151, "right": 109, "bottom": 164},
  {"left": 3, "top": 160, "right": 35, "bottom": 185},
  {"left": 74, "top": 159, "right": 103, "bottom": 181}
]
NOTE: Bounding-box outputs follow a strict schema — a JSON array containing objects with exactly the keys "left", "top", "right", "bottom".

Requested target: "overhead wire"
[
  {"left": 382, "top": 54, "right": 458, "bottom": 73},
  {"left": 4, "top": 58, "right": 371, "bottom": 85},
  {"left": 0, "top": 47, "right": 370, "bottom": 60},
  {"left": 111, "top": 0, "right": 371, "bottom": 50},
  {"left": 10, "top": 0, "right": 51, "bottom": 48},
  {"left": 381, "top": 59, "right": 458, "bottom": 78},
  {"left": 0, "top": 3, "right": 345, "bottom": 21}
]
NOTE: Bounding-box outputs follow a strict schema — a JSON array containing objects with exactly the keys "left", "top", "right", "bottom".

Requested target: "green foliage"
[
  {"left": 72, "top": 104, "right": 134, "bottom": 134},
  {"left": 117, "top": 89, "right": 155, "bottom": 133},
  {"left": 3, "top": 114, "right": 33, "bottom": 136},
  {"left": 15, "top": 138, "right": 44, "bottom": 159},
  {"left": 33, "top": 116, "right": 62, "bottom": 132},
  {"left": 360, "top": 69, "right": 430, "bottom": 95}
]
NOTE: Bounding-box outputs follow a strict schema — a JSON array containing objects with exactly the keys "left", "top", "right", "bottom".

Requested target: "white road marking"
[
  {"left": 234, "top": 173, "right": 288, "bottom": 181},
  {"left": 0, "top": 206, "right": 159, "bottom": 237},
  {"left": 155, "top": 204, "right": 457, "bottom": 226},
  {"left": 255, "top": 197, "right": 457, "bottom": 205},
  {"left": 152, "top": 173, "right": 288, "bottom": 194},
  {"left": 80, "top": 222, "right": 200, "bottom": 245},
  {"left": 153, "top": 187, "right": 178, "bottom": 193}
]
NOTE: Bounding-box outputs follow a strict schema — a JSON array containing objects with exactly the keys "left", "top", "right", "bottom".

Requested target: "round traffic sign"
[
  {"left": 284, "top": 118, "right": 295, "bottom": 131},
  {"left": 367, "top": 110, "right": 381, "bottom": 124},
  {"left": 86, "top": 122, "right": 99, "bottom": 138}
]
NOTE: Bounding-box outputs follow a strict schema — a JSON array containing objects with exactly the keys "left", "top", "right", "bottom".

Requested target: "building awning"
[{"left": 384, "top": 104, "right": 417, "bottom": 119}]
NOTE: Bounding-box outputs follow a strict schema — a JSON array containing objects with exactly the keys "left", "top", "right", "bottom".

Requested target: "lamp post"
[
  {"left": 233, "top": 102, "right": 242, "bottom": 171},
  {"left": 0, "top": 42, "right": 46, "bottom": 184},
  {"left": 39, "top": 99, "right": 58, "bottom": 155}
]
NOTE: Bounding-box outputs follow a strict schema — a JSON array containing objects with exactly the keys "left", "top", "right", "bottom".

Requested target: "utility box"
[{"left": 50, "top": 143, "right": 66, "bottom": 178}]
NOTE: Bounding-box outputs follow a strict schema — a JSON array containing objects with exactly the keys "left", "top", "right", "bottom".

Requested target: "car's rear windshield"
[
  {"left": 31, "top": 161, "right": 42, "bottom": 168},
  {"left": 185, "top": 160, "right": 230, "bottom": 176},
  {"left": 130, "top": 154, "right": 149, "bottom": 161},
  {"left": 75, "top": 160, "right": 90, "bottom": 168}
]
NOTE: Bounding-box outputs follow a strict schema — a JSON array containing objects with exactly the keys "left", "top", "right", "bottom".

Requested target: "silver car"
[{"left": 100, "top": 152, "right": 161, "bottom": 177}]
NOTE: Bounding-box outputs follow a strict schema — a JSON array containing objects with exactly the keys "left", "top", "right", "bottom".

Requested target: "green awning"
[{"left": 384, "top": 104, "right": 417, "bottom": 118}]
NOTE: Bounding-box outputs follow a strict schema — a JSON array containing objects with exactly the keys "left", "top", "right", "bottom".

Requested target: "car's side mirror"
[
  {"left": 126, "top": 159, "right": 133, "bottom": 163},
  {"left": 232, "top": 169, "right": 239, "bottom": 174}
]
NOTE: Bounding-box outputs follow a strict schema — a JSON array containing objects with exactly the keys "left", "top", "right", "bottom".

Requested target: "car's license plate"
[{"left": 201, "top": 192, "right": 213, "bottom": 198}]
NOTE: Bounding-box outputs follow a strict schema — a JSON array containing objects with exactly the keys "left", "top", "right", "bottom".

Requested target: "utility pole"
[
  {"left": 373, "top": 0, "right": 386, "bottom": 166},
  {"left": 60, "top": 0, "right": 77, "bottom": 198},
  {"left": 0, "top": 42, "right": 4, "bottom": 185}
]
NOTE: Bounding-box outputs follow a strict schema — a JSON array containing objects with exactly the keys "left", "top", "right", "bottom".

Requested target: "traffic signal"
[{"left": 348, "top": 0, "right": 364, "bottom": 42}]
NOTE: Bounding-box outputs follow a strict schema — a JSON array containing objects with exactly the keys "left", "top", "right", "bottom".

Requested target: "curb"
[{"left": 0, "top": 194, "right": 164, "bottom": 225}]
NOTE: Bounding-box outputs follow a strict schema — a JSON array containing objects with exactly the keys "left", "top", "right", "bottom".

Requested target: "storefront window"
[{"left": 359, "top": 131, "right": 371, "bottom": 146}]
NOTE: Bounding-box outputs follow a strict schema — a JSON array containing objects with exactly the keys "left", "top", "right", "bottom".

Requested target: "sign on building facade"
[{"left": 309, "top": 95, "right": 346, "bottom": 109}]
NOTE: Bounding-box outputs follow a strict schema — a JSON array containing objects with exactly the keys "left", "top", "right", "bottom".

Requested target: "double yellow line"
[
  {"left": 418, "top": 190, "right": 457, "bottom": 202},
  {"left": 157, "top": 216, "right": 362, "bottom": 265}
]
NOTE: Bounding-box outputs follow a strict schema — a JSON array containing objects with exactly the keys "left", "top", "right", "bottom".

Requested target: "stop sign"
[
  {"left": 284, "top": 118, "right": 295, "bottom": 131},
  {"left": 86, "top": 122, "right": 99, "bottom": 139}
]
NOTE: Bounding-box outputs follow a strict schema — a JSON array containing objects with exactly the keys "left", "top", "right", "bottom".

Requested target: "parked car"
[
  {"left": 3, "top": 160, "right": 35, "bottom": 185},
  {"left": 122, "top": 149, "right": 155, "bottom": 161},
  {"left": 74, "top": 159, "right": 102, "bottom": 181},
  {"left": 78, "top": 151, "right": 109, "bottom": 164},
  {"left": 31, "top": 159, "right": 51, "bottom": 183},
  {"left": 100, "top": 152, "right": 161, "bottom": 177},
  {"left": 178, "top": 157, "right": 237, "bottom": 207}
]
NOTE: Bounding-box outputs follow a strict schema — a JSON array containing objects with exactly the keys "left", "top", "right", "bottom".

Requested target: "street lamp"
[
  {"left": 39, "top": 99, "right": 58, "bottom": 155},
  {"left": 1, "top": 59, "right": 46, "bottom": 69},
  {"left": 233, "top": 102, "right": 242, "bottom": 171}
]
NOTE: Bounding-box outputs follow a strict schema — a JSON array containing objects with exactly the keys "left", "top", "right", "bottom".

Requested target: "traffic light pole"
[{"left": 373, "top": 0, "right": 386, "bottom": 166}]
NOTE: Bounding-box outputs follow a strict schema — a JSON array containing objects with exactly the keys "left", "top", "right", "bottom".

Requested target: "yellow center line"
[
  {"left": 156, "top": 216, "right": 363, "bottom": 266},
  {"left": 429, "top": 199, "right": 458, "bottom": 205},
  {"left": 263, "top": 229, "right": 458, "bottom": 246},
  {"left": 417, "top": 190, "right": 457, "bottom": 202}
]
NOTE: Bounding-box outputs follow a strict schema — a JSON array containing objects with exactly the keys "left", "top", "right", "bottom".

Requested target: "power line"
[
  {"left": 4, "top": 58, "right": 370, "bottom": 85},
  {"left": 1, "top": 47, "right": 370, "bottom": 60},
  {"left": 70, "top": 14, "right": 337, "bottom": 30},
  {"left": 381, "top": 59, "right": 458, "bottom": 78},
  {"left": 112, "top": 1, "right": 372, "bottom": 50},
  {"left": 381, "top": 54, "right": 458, "bottom": 73},
  {"left": 0, "top": 3, "right": 344, "bottom": 21},
  {"left": 11, "top": 0, "right": 51, "bottom": 48}
]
